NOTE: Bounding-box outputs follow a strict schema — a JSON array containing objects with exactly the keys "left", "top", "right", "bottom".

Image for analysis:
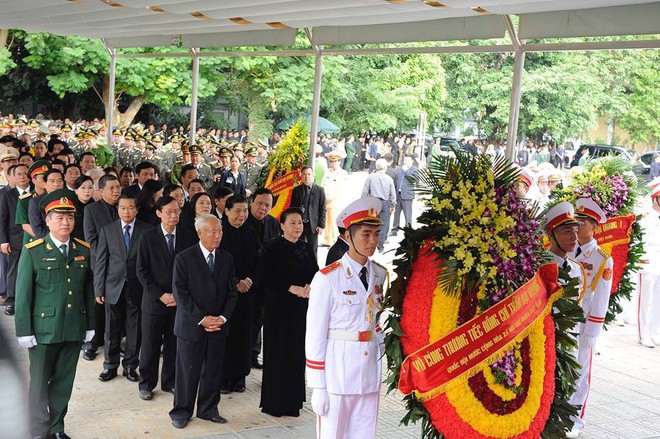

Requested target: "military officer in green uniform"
[
  {"left": 116, "top": 133, "right": 141, "bottom": 169},
  {"left": 17, "top": 161, "right": 52, "bottom": 246},
  {"left": 190, "top": 145, "right": 213, "bottom": 188},
  {"left": 141, "top": 143, "right": 169, "bottom": 177},
  {"left": 15, "top": 189, "right": 95, "bottom": 439},
  {"left": 241, "top": 146, "right": 263, "bottom": 198}
]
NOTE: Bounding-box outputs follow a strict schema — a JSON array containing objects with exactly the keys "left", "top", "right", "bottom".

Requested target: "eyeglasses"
[{"left": 161, "top": 209, "right": 181, "bottom": 216}]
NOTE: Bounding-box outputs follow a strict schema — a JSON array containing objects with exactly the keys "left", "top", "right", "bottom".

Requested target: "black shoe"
[
  {"left": 220, "top": 386, "right": 232, "bottom": 395},
  {"left": 51, "top": 433, "right": 72, "bottom": 439},
  {"left": 171, "top": 419, "right": 188, "bottom": 429},
  {"left": 251, "top": 356, "right": 263, "bottom": 369},
  {"left": 123, "top": 368, "right": 139, "bottom": 382},
  {"left": 198, "top": 415, "right": 227, "bottom": 424},
  {"left": 232, "top": 381, "right": 246, "bottom": 393},
  {"left": 262, "top": 409, "right": 299, "bottom": 418},
  {"left": 98, "top": 369, "right": 118, "bottom": 382},
  {"left": 4, "top": 304, "right": 14, "bottom": 316},
  {"left": 138, "top": 389, "right": 153, "bottom": 401},
  {"left": 82, "top": 349, "right": 97, "bottom": 361},
  {"left": 161, "top": 387, "right": 175, "bottom": 395}
]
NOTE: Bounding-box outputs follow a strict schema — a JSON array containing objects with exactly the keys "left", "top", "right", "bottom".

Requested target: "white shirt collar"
[
  {"left": 198, "top": 242, "right": 215, "bottom": 260},
  {"left": 161, "top": 225, "right": 176, "bottom": 237},
  {"left": 49, "top": 234, "right": 70, "bottom": 252},
  {"left": 345, "top": 253, "right": 371, "bottom": 278},
  {"left": 121, "top": 218, "right": 136, "bottom": 230}
]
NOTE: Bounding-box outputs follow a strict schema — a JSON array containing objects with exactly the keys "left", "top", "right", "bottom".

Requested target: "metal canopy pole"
[
  {"left": 504, "top": 16, "right": 525, "bottom": 162},
  {"left": 190, "top": 48, "right": 200, "bottom": 143},
  {"left": 306, "top": 28, "right": 323, "bottom": 168},
  {"left": 104, "top": 40, "right": 116, "bottom": 147}
]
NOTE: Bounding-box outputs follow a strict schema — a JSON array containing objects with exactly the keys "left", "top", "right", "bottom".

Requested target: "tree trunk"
[
  {"left": 247, "top": 94, "right": 272, "bottom": 142},
  {"left": 0, "top": 29, "right": 9, "bottom": 51},
  {"left": 101, "top": 73, "right": 145, "bottom": 128}
]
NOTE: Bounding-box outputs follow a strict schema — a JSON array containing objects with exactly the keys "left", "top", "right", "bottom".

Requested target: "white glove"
[
  {"left": 17, "top": 336, "right": 37, "bottom": 349},
  {"left": 84, "top": 330, "right": 95, "bottom": 343},
  {"left": 311, "top": 388, "right": 329, "bottom": 416}
]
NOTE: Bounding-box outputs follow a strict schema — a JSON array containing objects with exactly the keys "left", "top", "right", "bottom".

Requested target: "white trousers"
[
  {"left": 568, "top": 341, "right": 594, "bottom": 432},
  {"left": 638, "top": 272, "right": 660, "bottom": 342},
  {"left": 317, "top": 392, "right": 379, "bottom": 439}
]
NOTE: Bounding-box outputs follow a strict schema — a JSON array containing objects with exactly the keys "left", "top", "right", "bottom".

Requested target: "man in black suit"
[
  {"left": 245, "top": 188, "right": 280, "bottom": 246},
  {"left": 94, "top": 194, "right": 151, "bottom": 383},
  {"left": 136, "top": 196, "right": 197, "bottom": 401},
  {"left": 245, "top": 187, "right": 280, "bottom": 368},
  {"left": 0, "top": 164, "right": 31, "bottom": 312},
  {"left": 290, "top": 166, "right": 326, "bottom": 259},
  {"left": 82, "top": 174, "right": 121, "bottom": 360},
  {"left": 325, "top": 226, "right": 350, "bottom": 266},
  {"left": 169, "top": 214, "right": 238, "bottom": 428},
  {"left": 122, "top": 162, "right": 157, "bottom": 198}
]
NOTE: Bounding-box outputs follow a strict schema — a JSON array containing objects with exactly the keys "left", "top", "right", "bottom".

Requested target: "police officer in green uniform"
[
  {"left": 190, "top": 145, "right": 213, "bottom": 188},
  {"left": 15, "top": 189, "right": 95, "bottom": 439},
  {"left": 241, "top": 146, "right": 263, "bottom": 198},
  {"left": 85, "top": 129, "right": 115, "bottom": 168},
  {"left": 117, "top": 133, "right": 141, "bottom": 169}
]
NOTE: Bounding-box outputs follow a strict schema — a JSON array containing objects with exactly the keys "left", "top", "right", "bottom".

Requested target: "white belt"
[{"left": 327, "top": 329, "right": 373, "bottom": 342}]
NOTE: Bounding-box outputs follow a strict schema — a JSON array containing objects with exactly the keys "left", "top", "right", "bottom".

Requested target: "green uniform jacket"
[
  {"left": 15, "top": 192, "right": 36, "bottom": 245},
  {"left": 93, "top": 145, "right": 115, "bottom": 168},
  {"left": 15, "top": 235, "right": 95, "bottom": 344}
]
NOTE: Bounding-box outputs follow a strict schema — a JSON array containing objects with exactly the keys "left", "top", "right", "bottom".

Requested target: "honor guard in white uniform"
[
  {"left": 638, "top": 180, "right": 660, "bottom": 347},
  {"left": 545, "top": 201, "right": 586, "bottom": 284},
  {"left": 565, "top": 198, "right": 613, "bottom": 438},
  {"left": 306, "top": 196, "right": 388, "bottom": 439}
]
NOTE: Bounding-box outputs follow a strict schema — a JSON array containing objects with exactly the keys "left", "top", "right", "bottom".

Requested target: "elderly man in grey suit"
[
  {"left": 391, "top": 154, "right": 418, "bottom": 235},
  {"left": 95, "top": 194, "right": 151, "bottom": 383}
]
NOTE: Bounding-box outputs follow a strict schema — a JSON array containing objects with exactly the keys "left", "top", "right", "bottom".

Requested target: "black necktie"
[
  {"left": 575, "top": 247, "right": 582, "bottom": 257},
  {"left": 561, "top": 260, "right": 569, "bottom": 272},
  {"left": 207, "top": 252, "right": 215, "bottom": 272},
  {"left": 359, "top": 266, "right": 368, "bottom": 290}
]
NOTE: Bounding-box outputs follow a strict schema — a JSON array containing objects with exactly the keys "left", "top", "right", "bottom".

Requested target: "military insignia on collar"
[
  {"left": 346, "top": 266, "right": 352, "bottom": 277},
  {"left": 46, "top": 243, "right": 53, "bottom": 251},
  {"left": 74, "top": 256, "right": 85, "bottom": 261},
  {"left": 71, "top": 242, "right": 76, "bottom": 250},
  {"left": 343, "top": 290, "right": 357, "bottom": 295}
]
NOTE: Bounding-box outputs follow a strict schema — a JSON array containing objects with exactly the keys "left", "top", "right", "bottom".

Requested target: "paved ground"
[{"left": 3, "top": 171, "right": 660, "bottom": 438}]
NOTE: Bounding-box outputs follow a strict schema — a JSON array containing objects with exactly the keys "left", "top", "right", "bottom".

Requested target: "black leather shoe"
[
  {"left": 123, "top": 368, "right": 139, "bottom": 382},
  {"left": 171, "top": 419, "right": 188, "bottom": 429},
  {"left": 138, "top": 389, "right": 153, "bottom": 400},
  {"left": 82, "top": 349, "right": 96, "bottom": 361},
  {"left": 98, "top": 369, "right": 118, "bottom": 382},
  {"left": 51, "top": 432, "right": 72, "bottom": 439},
  {"left": 220, "top": 386, "right": 232, "bottom": 395},
  {"left": 4, "top": 304, "right": 14, "bottom": 316},
  {"left": 162, "top": 387, "right": 175, "bottom": 395},
  {"left": 232, "top": 381, "right": 246, "bottom": 393},
  {"left": 198, "top": 415, "right": 227, "bottom": 424}
]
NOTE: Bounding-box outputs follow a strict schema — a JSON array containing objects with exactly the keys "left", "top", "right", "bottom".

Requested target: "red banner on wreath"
[
  {"left": 593, "top": 214, "right": 635, "bottom": 295},
  {"left": 398, "top": 264, "right": 562, "bottom": 398},
  {"left": 265, "top": 168, "right": 300, "bottom": 220}
]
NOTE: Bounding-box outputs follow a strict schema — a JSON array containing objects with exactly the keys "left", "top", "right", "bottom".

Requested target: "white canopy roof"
[{"left": 1, "top": 0, "right": 658, "bottom": 49}]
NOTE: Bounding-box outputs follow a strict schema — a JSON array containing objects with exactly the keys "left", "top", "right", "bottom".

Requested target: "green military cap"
[
  {"left": 189, "top": 145, "right": 203, "bottom": 155},
  {"left": 180, "top": 145, "right": 191, "bottom": 155},
  {"left": 28, "top": 119, "right": 40, "bottom": 128},
  {"left": 15, "top": 118, "right": 27, "bottom": 126},
  {"left": 170, "top": 135, "right": 182, "bottom": 143},
  {"left": 144, "top": 133, "right": 153, "bottom": 140},
  {"left": 144, "top": 142, "right": 155, "bottom": 151},
  {"left": 218, "top": 147, "right": 234, "bottom": 158},
  {"left": 245, "top": 146, "right": 258, "bottom": 157},
  {"left": 29, "top": 160, "right": 52, "bottom": 179},
  {"left": 124, "top": 133, "right": 135, "bottom": 141},
  {"left": 152, "top": 134, "right": 163, "bottom": 143},
  {"left": 74, "top": 131, "right": 85, "bottom": 141},
  {"left": 233, "top": 143, "right": 244, "bottom": 152},
  {"left": 61, "top": 123, "right": 73, "bottom": 132},
  {"left": 39, "top": 189, "right": 77, "bottom": 214},
  {"left": 112, "top": 128, "right": 123, "bottom": 136}
]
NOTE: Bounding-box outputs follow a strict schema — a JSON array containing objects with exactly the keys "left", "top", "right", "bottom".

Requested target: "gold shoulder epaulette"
[
  {"left": 19, "top": 192, "right": 32, "bottom": 199},
  {"left": 597, "top": 247, "right": 611, "bottom": 259},
  {"left": 320, "top": 260, "right": 341, "bottom": 275},
  {"left": 73, "top": 237, "right": 91, "bottom": 248},
  {"left": 25, "top": 238, "right": 44, "bottom": 249}
]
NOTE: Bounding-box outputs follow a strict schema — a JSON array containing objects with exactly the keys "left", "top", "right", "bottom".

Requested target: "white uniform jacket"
[
  {"left": 571, "top": 239, "right": 613, "bottom": 338},
  {"left": 305, "top": 253, "right": 387, "bottom": 395}
]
